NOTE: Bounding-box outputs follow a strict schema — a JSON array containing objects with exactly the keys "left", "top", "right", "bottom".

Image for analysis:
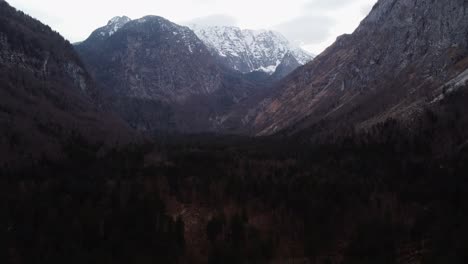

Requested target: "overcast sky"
[{"left": 7, "top": 0, "right": 377, "bottom": 54}]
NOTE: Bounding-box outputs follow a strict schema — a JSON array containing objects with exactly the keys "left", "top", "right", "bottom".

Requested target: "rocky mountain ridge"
[
  {"left": 240, "top": 0, "right": 468, "bottom": 136},
  {"left": 189, "top": 25, "right": 313, "bottom": 74}
]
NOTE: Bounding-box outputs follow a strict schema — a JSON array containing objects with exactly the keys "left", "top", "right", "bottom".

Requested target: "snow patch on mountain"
[
  {"left": 255, "top": 60, "right": 282, "bottom": 74},
  {"left": 96, "top": 16, "right": 131, "bottom": 38},
  {"left": 188, "top": 25, "right": 314, "bottom": 74},
  {"left": 82, "top": 17, "right": 312, "bottom": 76}
]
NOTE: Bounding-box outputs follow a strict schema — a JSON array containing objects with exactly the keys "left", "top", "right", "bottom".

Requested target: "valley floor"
[{"left": 2, "top": 88, "right": 468, "bottom": 264}]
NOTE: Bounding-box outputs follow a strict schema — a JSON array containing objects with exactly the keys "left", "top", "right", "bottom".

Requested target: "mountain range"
[
  {"left": 2, "top": 0, "right": 467, "bottom": 140},
  {"left": 75, "top": 15, "right": 267, "bottom": 133},
  {"left": 189, "top": 24, "right": 313, "bottom": 74}
]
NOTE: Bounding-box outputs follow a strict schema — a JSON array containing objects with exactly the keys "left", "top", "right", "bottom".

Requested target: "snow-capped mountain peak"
[
  {"left": 105, "top": 16, "right": 131, "bottom": 36},
  {"left": 90, "top": 16, "right": 132, "bottom": 38},
  {"left": 188, "top": 24, "right": 314, "bottom": 74}
]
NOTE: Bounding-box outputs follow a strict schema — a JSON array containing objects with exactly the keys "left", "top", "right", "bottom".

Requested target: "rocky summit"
[{"left": 189, "top": 25, "right": 313, "bottom": 74}]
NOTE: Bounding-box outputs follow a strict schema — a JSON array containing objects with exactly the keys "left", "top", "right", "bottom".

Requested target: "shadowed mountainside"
[
  {"left": 76, "top": 16, "right": 266, "bottom": 134},
  {"left": 240, "top": 0, "right": 468, "bottom": 136},
  {"left": 0, "top": 1, "right": 132, "bottom": 165}
]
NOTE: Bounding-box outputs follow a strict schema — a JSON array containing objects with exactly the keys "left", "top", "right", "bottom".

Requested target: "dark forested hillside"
[
  {"left": 0, "top": 1, "right": 131, "bottom": 165},
  {"left": 2, "top": 84, "right": 468, "bottom": 263}
]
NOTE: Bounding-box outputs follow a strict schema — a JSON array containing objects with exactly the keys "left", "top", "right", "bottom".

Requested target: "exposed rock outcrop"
[{"left": 243, "top": 0, "right": 468, "bottom": 135}]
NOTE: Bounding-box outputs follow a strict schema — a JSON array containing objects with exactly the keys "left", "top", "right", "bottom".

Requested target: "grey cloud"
[
  {"left": 360, "top": 2, "right": 376, "bottom": 16},
  {"left": 304, "top": 0, "right": 354, "bottom": 10},
  {"left": 274, "top": 15, "right": 336, "bottom": 45},
  {"left": 184, "top": 14, "right": 238, "bottom": 27},
  {"left": 15, "top": 4, "right": 64, "bottom": 26}
]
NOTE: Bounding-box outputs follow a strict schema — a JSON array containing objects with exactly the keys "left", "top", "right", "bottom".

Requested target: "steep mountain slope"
[
  {"left": 271, "top": 52, "right": 302, "bottom": 81},
  {"left": 189, "top": 25, "right": 313, "bottom": 74},
  {"left": 0, "top": 1, "right": 131, "bottom": 164},
  {"left": 76, "top": 16, "right": 262, "bottom": 133},
  {"left": 244, "top": 0, "right": 468, "bottom": 136}
]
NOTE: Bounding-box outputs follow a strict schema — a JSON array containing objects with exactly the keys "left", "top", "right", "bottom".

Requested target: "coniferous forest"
[{"left": 2, "top": 86, "right": 468, "bottom": 263}]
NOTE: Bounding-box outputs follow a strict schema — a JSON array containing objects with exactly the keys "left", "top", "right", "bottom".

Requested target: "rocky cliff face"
[
  {"left": 78, "top": 16, "right": 224, "bottom": 102},
  {"left": 76, "top": 16, "right": 261, "bottom": 133},
  {"left": 189, "top": 25, "right": 313, "bottom": 74},
  {"left": 0, "top": 1, "right": 131, "bottom": 164},
  {"left": 0, "top": 3, "right": 94, "bottom": 98},
  {"left": 243, "top": 0, "right": 468, "bottom": 135},
  {"left": 271, "top": 52, "right": 302, "bottom": 81}
]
